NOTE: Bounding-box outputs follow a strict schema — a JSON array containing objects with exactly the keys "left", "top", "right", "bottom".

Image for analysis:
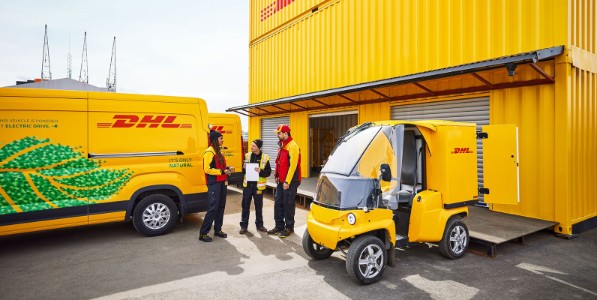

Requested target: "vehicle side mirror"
[{"left": 380, "top": 164, "right": 391, "bottom": 182}]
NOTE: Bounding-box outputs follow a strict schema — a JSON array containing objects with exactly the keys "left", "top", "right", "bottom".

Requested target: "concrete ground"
[{"left": 0, "top": 188, "right": 596, "bottom": 300}]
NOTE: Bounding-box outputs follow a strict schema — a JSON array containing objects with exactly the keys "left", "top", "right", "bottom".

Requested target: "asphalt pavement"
[{"left": 0, "top": 188, "right": 596, "bottom": 300}]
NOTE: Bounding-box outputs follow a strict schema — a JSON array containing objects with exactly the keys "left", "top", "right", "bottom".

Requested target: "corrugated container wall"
[
  {"left": 568, "top": 0, "right": 597, "bottom": 232},
  {"left": 249, "top": 0, "right": 568, "bottom": 104}
]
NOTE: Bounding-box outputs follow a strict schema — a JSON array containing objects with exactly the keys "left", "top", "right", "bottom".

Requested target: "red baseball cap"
[{"left": 275, "top": 124, "right": 291, "bottom": 133}]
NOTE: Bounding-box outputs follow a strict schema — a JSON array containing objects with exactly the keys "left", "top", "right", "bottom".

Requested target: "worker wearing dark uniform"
[
  {"left": 239, "top": 139, "right": 271, "bottom": 234},
  {"left": 268, "top": 124, "right": 301, "bottom": 238},
  {"left": 199, "top": 130, "right": 231, "bottom": 242}
]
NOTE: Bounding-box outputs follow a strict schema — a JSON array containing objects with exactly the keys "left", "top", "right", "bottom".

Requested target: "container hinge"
[
  {"left": 479, "top": 188, "right": 490, "bottom": 195},
  {"left": 476, "top": 132, "right": 488, "bottom": 139}
]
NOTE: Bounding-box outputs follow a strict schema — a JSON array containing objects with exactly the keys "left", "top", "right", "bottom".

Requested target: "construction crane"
[
  {"left": 41, "top": 24, "right": 52, "bottom": 80},
  {"left": 106, "top": 37, "right": 116, "bottom": 92},
  {"left": 79, "top": 32, "right": 88, "bottom": 83}
]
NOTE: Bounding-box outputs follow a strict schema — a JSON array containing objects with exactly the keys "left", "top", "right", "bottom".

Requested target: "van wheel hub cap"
[{"left": 143, "top": 203, "right": 170, "bottom": 230}]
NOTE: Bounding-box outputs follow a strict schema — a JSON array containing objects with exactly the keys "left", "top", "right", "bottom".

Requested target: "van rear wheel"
[
  {"left": 302, "top": 229, "right": 333, "bottom": 260},
  {"left": 346, "top": 235, "right": 387, "bottom": 284},
  {"left": 439, "top": 217, "right": 469, "bottom": 259},
  {"left": 133, "top": 194, "right": 178, "bottom": 236}
]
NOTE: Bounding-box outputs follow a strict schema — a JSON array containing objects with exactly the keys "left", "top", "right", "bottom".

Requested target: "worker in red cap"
[{"left": 268, "top": 124, "right": 301, "bottom": 238}]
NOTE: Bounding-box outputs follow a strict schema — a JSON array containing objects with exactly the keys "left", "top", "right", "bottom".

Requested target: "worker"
[
  {"left": 239, "top": 139, "right": 271, "bottom": 234},
  {"left": 199, "top": 130, "right": 232, "bottom": 242},
  {"left": 268, "top": 124, "right": 301, "bottom": 238}
]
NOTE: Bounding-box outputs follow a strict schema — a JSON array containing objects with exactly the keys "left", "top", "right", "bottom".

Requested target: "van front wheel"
[{"left": 133, "top": 194, "right": 178, "bottom": 236}]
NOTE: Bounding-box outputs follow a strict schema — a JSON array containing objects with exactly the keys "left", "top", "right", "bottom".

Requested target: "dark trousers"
[
  {"left": 200, "top": 182, "right": 227, "bottom": 235},
  {"left": 274, "top": 181, "right": 299, "bottom": 230},
  {"left": 240, "top": 185, "right": 264, "bottom": 228}
]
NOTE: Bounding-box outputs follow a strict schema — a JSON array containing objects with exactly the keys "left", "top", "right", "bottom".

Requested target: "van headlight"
[{"left": 347, "top": 213, "right": 356, "bottom": 225}]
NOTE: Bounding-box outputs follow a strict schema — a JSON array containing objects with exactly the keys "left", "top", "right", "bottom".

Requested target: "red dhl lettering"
[
  {"left": 451, "top": 147, "right": 474, "bottom": 154},
  {"left": 211, "top": 125, "right": 232, "bottom": 134},
  {"left": 97, "top": 115, "right": 192, "bottom": 129},
  {"left": 261, "top": 0, "right": 295, "bottom": 22}
]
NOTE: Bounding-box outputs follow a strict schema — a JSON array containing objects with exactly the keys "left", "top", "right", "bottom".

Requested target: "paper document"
[{"left": 245, "top": 163, "right": 260, "bottom": 181}]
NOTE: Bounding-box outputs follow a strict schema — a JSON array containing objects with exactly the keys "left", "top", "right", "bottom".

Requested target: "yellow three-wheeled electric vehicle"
[{"left": 303, "top": 120, "right": 519, "bottom": 284}]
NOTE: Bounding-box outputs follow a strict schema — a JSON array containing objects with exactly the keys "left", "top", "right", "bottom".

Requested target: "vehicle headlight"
[{"left": 347, "top": 213, "right": 356, "bottom": 225}]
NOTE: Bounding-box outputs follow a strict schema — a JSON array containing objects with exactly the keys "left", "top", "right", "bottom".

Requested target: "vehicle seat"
[{"left": 398, "top": 130, "right": 419, "bottom": 205}]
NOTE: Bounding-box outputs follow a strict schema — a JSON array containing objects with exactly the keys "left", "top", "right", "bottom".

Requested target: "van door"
[
  {"left": 0, "top": 90, "right": 89, "bottom": 235},
  {"left": 480, "top": 124, "right": 520, "bottom": 205}
]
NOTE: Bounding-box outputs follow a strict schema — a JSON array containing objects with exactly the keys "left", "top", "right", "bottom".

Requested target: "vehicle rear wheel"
[
  {"left": 133, "top": 194, "right": 178, "bottom": 237},
  {"left": 439, "top": 217, "right": 469, "bottom": 259},
  {"left": 346, "top": 235, "right": 387, "bottom": 285},
  {"left": 302, "top": 228, "right": 333, "bottom": 260}
]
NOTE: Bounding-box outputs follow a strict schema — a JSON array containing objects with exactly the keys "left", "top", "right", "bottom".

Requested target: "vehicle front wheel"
[
  {"left": 133, "top": 194, "right": 178, "bottom": 237},
  {"left": 302, "top": 228, "right": 334, "bottom": 260},
  {"left": 346, "top": 235, "right": 387, "bottom": 285},
  {"left": 439, "top": 217, "right": 469, "bottom": 259}
]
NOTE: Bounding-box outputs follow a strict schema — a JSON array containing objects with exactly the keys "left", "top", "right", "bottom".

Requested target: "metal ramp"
[{"left": 465, "top": 206, "right": 558, "bottom": 257}]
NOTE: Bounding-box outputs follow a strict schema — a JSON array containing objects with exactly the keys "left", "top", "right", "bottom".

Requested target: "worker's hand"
[
  {"left": 254, "top": 167, "right": 260, "bottom": 172},
  {"left": 283, "top": 182, "right": 289, "bottom": 190},
  {"left": 224, "top": 169, "right": 232, "bottom": 175}
]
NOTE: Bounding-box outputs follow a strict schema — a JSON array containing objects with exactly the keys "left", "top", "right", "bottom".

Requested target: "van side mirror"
[{"left": 380, "top": 164, "right": 391, "bottom": 182}]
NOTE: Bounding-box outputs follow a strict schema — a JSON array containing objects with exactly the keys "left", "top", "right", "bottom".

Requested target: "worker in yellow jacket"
[
  {"left": 199, "top": 130, "right": 232, "bottom": 242},
  {"left": 239, "top": 139, "right": 271, "bottom": 234}
]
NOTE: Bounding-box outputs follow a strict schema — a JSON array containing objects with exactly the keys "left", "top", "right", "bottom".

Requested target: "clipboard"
[{"left": 245, "top": 163, "right": 260, "bottom": 181}]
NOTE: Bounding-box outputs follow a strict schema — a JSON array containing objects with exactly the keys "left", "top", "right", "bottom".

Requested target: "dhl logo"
[
  {"left": 97, "top": 115, "right": 192, "bottom": 129},
  {"left": 261, "top": 0, "right": 295, "bottom": 21},
  {"left": 451, "top": 147, "right": 474, "bottom": 154},
  {"left": 211, "top": 125, "right": 232, "bottom": 134}
]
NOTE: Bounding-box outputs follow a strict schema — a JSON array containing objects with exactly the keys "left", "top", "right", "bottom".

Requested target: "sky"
[{"left": 0, "top": 0, "right": 249, "bottom": 128}]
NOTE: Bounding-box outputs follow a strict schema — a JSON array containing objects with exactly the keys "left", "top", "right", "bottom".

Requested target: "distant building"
[{"left": 6, "top": 78, "right": 109, "bottom": 92}]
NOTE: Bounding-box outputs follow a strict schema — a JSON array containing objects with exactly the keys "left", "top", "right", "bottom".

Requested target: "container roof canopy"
[{"left": 227, "top": 46, "right": 563, "bottom": 117}]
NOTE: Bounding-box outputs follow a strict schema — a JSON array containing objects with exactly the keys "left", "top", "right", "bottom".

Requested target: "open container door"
[{"left": 480, "top": 124, "right": 520, "bottom": 205}]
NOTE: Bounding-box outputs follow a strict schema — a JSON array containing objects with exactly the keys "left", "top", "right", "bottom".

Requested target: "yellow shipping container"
[{"left": 233, "top": 0, "right": 597, "bottom": 235}]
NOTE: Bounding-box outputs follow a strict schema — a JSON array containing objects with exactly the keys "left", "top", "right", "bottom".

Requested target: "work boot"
[
  {"left": 239, "top": 228, "right": 248, "bottom": 234},
  {"left": 267, "top": 227, "right": 283, "bottom": 235},
  {"left": 256, "top": 226, "right": 268, "bottom": 232},
  {"left": 279, "top": 228, "right": 294, "bottom": 238},
  {"left": 214, "top": 230, "right": 228, "bottom": 238},
  {"left": 199, "top": 234, "right": 212, "bottom": 242}
]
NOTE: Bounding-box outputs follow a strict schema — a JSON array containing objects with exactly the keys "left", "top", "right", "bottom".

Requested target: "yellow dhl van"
[
  {"left": 208, "top": 113, "right": 244, "bottom": 185},
  {"left": 0, "top": 88, "right": 212, "bottom": 236}
]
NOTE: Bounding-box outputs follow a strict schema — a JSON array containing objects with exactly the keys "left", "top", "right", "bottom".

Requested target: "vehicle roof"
[
  {"left": 0, "top": 88, "right": 202, "bottom": 104},
  {"left": 371, "top": 119, "right": 476, "bottom": 131}
]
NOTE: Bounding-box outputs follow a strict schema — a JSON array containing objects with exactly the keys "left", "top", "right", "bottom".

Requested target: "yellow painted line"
[
  {"left": 0, "top": 186, "right": 23, "bottom": 213},
  {"left": 89, "top": 211, "right": 126, "bottom": 224},
  {"left": 24, "top": 173, "right": 58, "bottom": 209},
  {"left": 0, "top": 216, "right": 88, "bottom": 236},
  {"left": 45, "top": 170, "right": 132, "bottom": 191},
  {"left": 0, "top": 157, "right": 83, "bottom": 173},
  {"left": 0, "top": 141, "right": 51, "bottom": 168},
  {"left": 36, "top": 156, "right": 83, "bottom": 171}
]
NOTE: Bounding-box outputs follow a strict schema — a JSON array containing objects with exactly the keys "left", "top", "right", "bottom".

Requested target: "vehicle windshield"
[
  {"left": 321, "top": 126, "right": 381, "bottom": 176},
  {"left": 316, "top": 125, "right": 403, "bottom": 209}
]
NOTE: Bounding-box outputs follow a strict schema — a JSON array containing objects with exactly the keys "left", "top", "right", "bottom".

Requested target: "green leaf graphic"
[{"left": 0, "top": 137, "right": 133, "bottom": 215}]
